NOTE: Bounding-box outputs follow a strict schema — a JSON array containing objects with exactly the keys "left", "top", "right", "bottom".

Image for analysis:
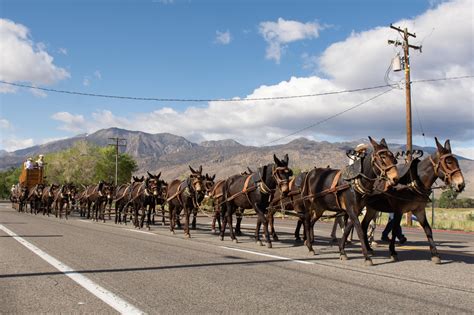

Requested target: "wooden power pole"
[
  {"left": 388, "top": 24, "right": 422, "bottom": 226},
  {"left": 108, "top": 137, "right": 127, "bottom": 185}
]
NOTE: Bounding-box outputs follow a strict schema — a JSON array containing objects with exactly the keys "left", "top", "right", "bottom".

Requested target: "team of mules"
[{"left": 9, "top": 137, "right": 466, "bottom": 266}]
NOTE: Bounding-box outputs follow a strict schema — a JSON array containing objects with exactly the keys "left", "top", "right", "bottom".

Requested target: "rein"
[{"left": 429, "top": 153, "right": 461, "bottom": 185}]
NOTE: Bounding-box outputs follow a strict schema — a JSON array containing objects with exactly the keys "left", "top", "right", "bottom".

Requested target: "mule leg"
[
  {"left": 255, "top": 217, "right": 263, "bottom": 246},
  {"left": 235, "top": 209, "right": 243, "bottom": 236},
  {"left": 342, "top": 204, "right": 373, "bottom": 266},
  {"left": 191, "top": 208, "right": 197, "bottom": 230},
  {"left": 294, "top": 219, "right": 303, "bottom": 241},
  {"left": 269, "top": 210, "right": 278, "bottom": 241},
  {"left": 169, "top": 204, "right": 176, "bottom": 234},
  {"left": 413, "top": 208, "right": 441, "bottom": 263},
  {"left": 361, "top": 208, "right": 378, "bottom": 255},
  {"left": 183, "top": 206, "right": 191, "bottom": 238},
  {"left": 389, "top": 212, "right": 403, "bottom": 261}
]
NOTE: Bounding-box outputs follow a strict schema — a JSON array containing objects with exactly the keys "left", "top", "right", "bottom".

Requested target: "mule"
[
  {"left": 361, "top": 138, "right": 465, "bottom": 263},
  {"left": 27, "top": 184, "right": 44, "bottom": 214},
  {"left": 166, "top": 166, "right": 205, "bottom": 238},
  {"left": 220, "top": 154, "right": 292, "bottom": 248},
  {"left": 41, "top": 184, "right": 59, "bottom": 216}
]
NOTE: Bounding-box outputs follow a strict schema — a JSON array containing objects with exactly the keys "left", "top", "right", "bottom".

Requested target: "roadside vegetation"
[{"left": 0, "top": 141, "right": 137, "bottom": 199}]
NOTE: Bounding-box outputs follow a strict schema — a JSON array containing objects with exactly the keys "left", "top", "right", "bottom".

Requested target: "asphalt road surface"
[{"left": 1, "top": 203, "right": 473, "bottom": 314}]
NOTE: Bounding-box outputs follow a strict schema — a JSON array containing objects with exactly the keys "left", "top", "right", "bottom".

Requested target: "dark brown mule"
[
  {"left": 12, "top": 185, "right": 28, "bottom": 212},
  {"left": 210, "top": 168, "right": 253, "bottom": 235},
  {"left": 53, "top": 184, "right": 72, "bottom": 219},
  {"left": 84, "top": 181, "right": 108, "bottom": 221},
  {"left": 166, "top": 166, "right": 205, "bottom": 238},
  {"left": 129, "top": 172, "right": 163, "bottom": 229},
  {"left": 116, "top": 176, "right": 144, "bottom": 225},
  {"left": 361, "top": 138, "right": 465, "bottom": 263},
  {"left": 221, "top": 154, "right": 292, "bottom": 248},
  {"left": 153, "top": 178, "right": 168, "bottom": 226},
  {"left": 190, "top": 173, "right": 215, "bottom": 230},
  {"left": 292, "top": 137, "right": 399, "bottom": 264},
  {"left": 27, "top": 184, "right": 44, "bottom": 214},
  {"left": 41, "top": 184, "right": 59, "bottom": 216}
]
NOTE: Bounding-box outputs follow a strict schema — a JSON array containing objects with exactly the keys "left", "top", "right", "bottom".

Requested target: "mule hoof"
[
  {"left": 367, "top": 250, "right": 374, "bottom": 257},
  {"left": 257, "top": 240, "right": 264, "bottom": 246},
  {"left": 309, "top": 249, "right": 318, "bottom": 256},
  {"left": 340, "top": 254, "right": 348, "bottom": 261},
  {"left": 267, "top": 242, "right": 272, "bottom": 249},
  {"left": 184, "top": 233, "right": 191, "bottom": 239},
  {"left": 232, "top": 239, "right": 239, "bottom": 244},
  {"left": 273, "top": 236, "right": 279, "bottom": 242},
  {"left": 211, "top": 229, "right": 216, "bottom": 234},
  {"left": 390, "top": 255, "right": 399, "bottom": 262},
  {"left": 365, "top": 258, "right": 374, "bottom": 266},
  {"left": 431, "top": 256, "right": 441, "bottom": 264},
  {"left": 295, "top": 237, "right": 302, "bottom": 242},
  {"left": 220, "top": 237, "right": 224, "bottom": 241},
  {"left": 170, "top": 231, "right": 175, "bottom": 235}
]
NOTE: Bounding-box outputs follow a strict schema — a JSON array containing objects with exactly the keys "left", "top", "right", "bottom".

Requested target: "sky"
[{"left": 0, "top": 0, "right": 473, "bottom": 158}]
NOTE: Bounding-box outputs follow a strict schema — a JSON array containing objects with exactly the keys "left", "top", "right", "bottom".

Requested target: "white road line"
[
  {"left": 0, "top": 224, "right": 144, "bottom": 315},
  {"left": 220, "top": 246, "right": 314, "bottom": 265},
  {"left": 126, "top": 229, "right": 155, "bottom": 235}
]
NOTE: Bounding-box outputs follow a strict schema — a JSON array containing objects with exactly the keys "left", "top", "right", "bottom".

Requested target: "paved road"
[{"left": 1, "top": 204, "right": 473, "bottom": 314}]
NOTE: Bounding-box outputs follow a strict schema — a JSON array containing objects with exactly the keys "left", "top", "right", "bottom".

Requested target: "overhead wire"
[
  {"left": 0, "top": 75, "right": 471, "bottom": 103},
  {"left": 262, "top": 87, "right": 395, "bottom": 146}
]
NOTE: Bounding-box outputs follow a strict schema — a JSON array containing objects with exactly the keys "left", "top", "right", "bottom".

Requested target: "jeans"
[{"left": 382, "top": 213, "right": 405, "bottom": 240}]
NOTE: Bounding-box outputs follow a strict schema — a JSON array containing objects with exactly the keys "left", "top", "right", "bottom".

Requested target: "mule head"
[
  {"left": 203, "top": 173, "right": 216, "bottom": 194},
  {"left": 432, "top": 138, "right": 465, "bottom": 192},
  {"left": 189, "top": 165, "right": 204, "bottom": 192},
  {"left": 368, "top": 136, "right": 399, "bottom": 186},
  {"left": 272, "top": 154, "right": 293, "bottom": 195}
]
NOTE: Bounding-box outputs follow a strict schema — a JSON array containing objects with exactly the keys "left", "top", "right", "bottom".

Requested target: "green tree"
[
  {"left": 438, "top": 187, "right": 459, "bottom": 208},
  {"left": 44, "top": 141, "right": 137, "bottom": 185},
  {"left": 0, "top": 167, "right": 22, "bottom": 199},
  {"left": 93, "top": 146, "right": 138, "bottom": 185}
]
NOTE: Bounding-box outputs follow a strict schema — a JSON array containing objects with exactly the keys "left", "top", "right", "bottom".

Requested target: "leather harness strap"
[
  {"left": 226, "top": 175, "right": 258, "bottom": 202},
  {"left": 210, "top": 180, "right": 225, "bottom": 199}
]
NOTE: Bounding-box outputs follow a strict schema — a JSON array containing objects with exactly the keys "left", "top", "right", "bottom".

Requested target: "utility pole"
[
  {"left": 108, "top": 137, "right": 127, "bottom": 185},
  {"left": 388, "top": 24, "right": 422, "bottom": 226}
]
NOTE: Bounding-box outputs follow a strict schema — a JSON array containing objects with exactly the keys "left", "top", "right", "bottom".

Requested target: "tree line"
[{"left": 0, "top": 141, "right": 137, "bottom": 199}]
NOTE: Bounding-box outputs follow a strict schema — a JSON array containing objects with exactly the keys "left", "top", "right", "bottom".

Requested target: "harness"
[{"left": 429, "top": 153, "right": 462, "bottom": 185}]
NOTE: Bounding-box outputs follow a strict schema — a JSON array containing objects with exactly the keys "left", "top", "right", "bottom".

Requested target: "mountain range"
[{"left": 1, "top": 127, "right": 472, "bottom": 197}]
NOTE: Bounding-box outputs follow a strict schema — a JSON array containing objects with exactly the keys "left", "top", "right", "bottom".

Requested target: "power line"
[
  {"left": 0, "top": 75, "right": 471, "bottom": 103},
  {"left": 0, "top": 80, "right": 392, "bottom": 102},
  {"left": 262, "top": 88, "right": 395, "bottom": 146}
]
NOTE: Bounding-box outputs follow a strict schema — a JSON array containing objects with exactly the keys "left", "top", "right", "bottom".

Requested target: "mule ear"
[
  {"left": 140, "top": 176, "right": 144, "bottom": 181},
  {"left": 199, "top": 165, "right": 202, "bottom": 174},
  {"left": 444, "top": 139, "right": 452, "bottom": 152},
  {"left": 380, "top": 138, "right": 388, "bottom": 147},
  {"left": 435, "top": 137, "right": 444, "bottom": 152},
  {"left": 247, "top": 167, "right": 253, "bottom": 174},
  {"left": 147, "top": 171, "right": 153, "bottom": 178},
  {"left": 212, "top": 174, "right": 216, "bottom": 181},
  {"left": 157, "top": 172, "right": 161, "bottom": 179},
  {"left": 368, "top": 136, "right": 378, "bottom": 148},
  {"left": 273, "top": 154, "right": 281, "bottom": 166},
  {"left": 189, "top": 165, "right": 196, "bottom": 173},
  {"left": 284, "top": 154, "right": 289, "bottom": 165}
]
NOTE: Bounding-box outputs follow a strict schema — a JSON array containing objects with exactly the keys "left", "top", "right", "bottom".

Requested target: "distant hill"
[{"left": 1, "top": 127, "right": 472, "bottom": 197}]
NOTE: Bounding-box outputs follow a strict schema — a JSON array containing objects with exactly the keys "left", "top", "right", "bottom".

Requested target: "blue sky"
[{"left": 0, "top": 0, "right": 473, "bottom": 158}]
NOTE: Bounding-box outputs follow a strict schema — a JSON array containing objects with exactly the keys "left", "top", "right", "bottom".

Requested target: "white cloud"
[
  {"left": 0, "top": 19, "right": 70, "bottom": 93},
  {"left": 1, "top": 137, "right": 34, "bottom": 152},
  {"left": 50, "top": 0, "right": 473, "bottom": 152},
  {"left": 51, "top": 112, "right": 86, "bottom": 133},
  {"left": 215, "top": 30, "right": 231, "bottom": 45},
  {"left": 454, "top": 146, "right": 474, "bottom": 160},
  {"left": 58, "top": 47, "right": 68, "bottom": 55},
  {"left": 83, "top": 77, "right": 90, "bottom": 86},
  {"left": 259, "top": 18, "right": 324, "bottom": 63},
  {"left": 0, "top": 118, "right": 11, "bottom": 129},
  {"left": 94, "top": 70, "right": 102, "bottom": 79}
]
